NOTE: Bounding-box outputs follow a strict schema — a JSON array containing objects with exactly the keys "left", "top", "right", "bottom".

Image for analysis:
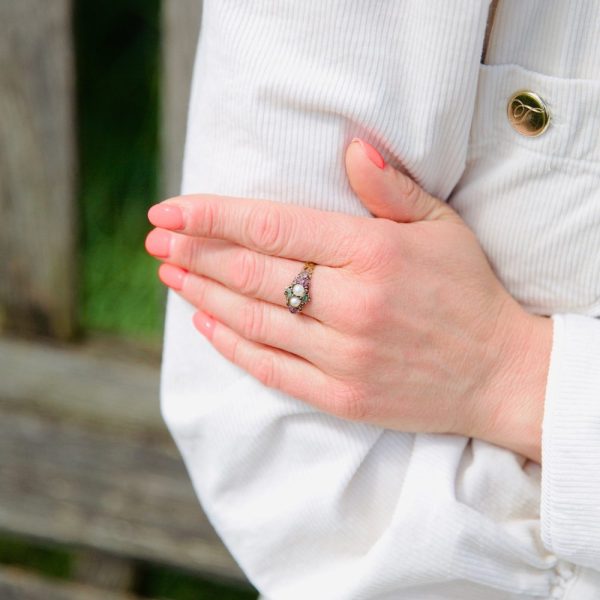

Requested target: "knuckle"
[
  {"left": 364, "top": 286, "right": 390, "bottom": 321},
  {"left": 231, "top": 249, "right": 265, "bottom": 296},
  {"left": 326, "top": 382, "right": 369, "bottom": 422},
  {"left": 353, "top": 223, "right": 397, "bottom": 272},
  {"left": 340, "top": 337, "right": 366, "bottom": 369},
  {"left": 190, "top": 199, "right": 218, "bottom": 238},
  {"left": 171, "top": 236, "right": 199, "bottom": 269},
  {"left": 398, "top": 172, "right": 421, "bottom": 206},
  {"left": 253, "top": 352, "right": 279, "bottom": 389},
  {"left": 396, "top": 175, "right": 442, "bottom": 220},
  {"left": 247, "top": 205, "right": 290, "bottom": 255},
  {"left": 226, "top": 334, "right": 242, "bottom": 366},
  {"left": 240, "top": 299, "right": 268, "bottom": 342},
  {"left": 344, "top": 337, "right": 379, "bottom": 371},
  {"left": 345, "top": 287, "right": 389, "bottom": 333},
  {"left": 189, "top": 273, "right": 209, "bottom": 308}
]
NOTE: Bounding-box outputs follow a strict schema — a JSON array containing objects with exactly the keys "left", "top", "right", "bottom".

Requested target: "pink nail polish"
[
  {"left": 148, "top": 204, "right": 184, "bottom": 230},
  {"left": 351, "top": 137, "right": 385, "bottom": 169},
  {"left": 193, "top": 310, "right": 216, "bottom": 341},
  {"left": 145, "top": 229, "right": 172, "bottom": 258},
  {"left": 158, "top": 263, "right": 187, "bottom": 291}
]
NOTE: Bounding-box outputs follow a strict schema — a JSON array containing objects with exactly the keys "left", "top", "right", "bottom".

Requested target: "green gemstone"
[{"left": 301, "top": 294, "right": 310, "bottom": 303}]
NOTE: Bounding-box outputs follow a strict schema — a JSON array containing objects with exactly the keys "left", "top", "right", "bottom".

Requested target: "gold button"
[{"left": 507, "top": 90, "right": 551, "bottom": 136}]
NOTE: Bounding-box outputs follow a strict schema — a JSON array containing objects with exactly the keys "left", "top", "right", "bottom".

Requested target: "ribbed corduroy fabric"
[{"left": 160, "top": 2, "right": 600, "bottom": 598}]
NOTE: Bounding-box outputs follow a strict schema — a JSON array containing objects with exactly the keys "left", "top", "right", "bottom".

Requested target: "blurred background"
[{"left": 0, "top": 0, "right": 258, "bottom": 598}]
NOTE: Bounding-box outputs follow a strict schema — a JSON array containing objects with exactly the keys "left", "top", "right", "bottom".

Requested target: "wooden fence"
[{"left": 0, "top": 1, "right": 256, "bottom": 597}]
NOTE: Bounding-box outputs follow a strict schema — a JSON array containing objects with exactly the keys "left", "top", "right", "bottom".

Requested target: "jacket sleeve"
[
  {"left": 160, "top": 2, "right": 498, "bottom": 598},
  {"left": 541, "top": 313, "right": 600, "bottom": 570}
]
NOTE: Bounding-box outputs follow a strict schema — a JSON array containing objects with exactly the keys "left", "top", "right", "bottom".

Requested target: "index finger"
[{"left": 148, "top": 193, "right": 365, "bottom": 267}]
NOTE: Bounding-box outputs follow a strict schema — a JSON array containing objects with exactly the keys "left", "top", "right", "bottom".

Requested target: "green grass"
[{"left": 74, "top": 0, "right": 165, "bottom": 340}]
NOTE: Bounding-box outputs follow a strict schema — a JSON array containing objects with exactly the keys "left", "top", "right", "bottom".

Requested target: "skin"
[{"left": 145, "top": 138, "right": 553, "bottom": 464}]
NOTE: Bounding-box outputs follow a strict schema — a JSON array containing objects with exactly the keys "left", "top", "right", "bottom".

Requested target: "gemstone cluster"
[{"left": 284, "top": 270, "right": 312, "bottom": 313}]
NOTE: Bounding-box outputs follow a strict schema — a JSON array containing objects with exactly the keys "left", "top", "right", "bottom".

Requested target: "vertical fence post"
[
  {"left": 161, "top": 0, "right": 203, "bottom": 199},
  {"left": 0, "top": 0, "right": 78, "bottom": 340}
]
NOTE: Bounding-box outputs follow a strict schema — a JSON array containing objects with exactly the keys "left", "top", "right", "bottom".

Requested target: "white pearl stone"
[
  {"left": 292, "top": 284, "right": 305, "bottom": 297},
  {"left": 289, "top": 295, "right": 302, "bottom": 308}
]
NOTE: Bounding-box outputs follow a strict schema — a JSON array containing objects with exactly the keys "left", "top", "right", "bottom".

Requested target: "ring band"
[{"left": 284, "top": 261, "right": 316, "bottom": 313}]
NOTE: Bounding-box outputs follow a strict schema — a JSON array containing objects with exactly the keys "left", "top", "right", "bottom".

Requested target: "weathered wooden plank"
[
  {"left": 0, "top": 335, "right": 163, "bottom": 438},
  {"left": 0, "top": 410, "right": 246, "bottom": 583},
  {"left": 0, "top": 565, "right": 141, "bottom": 600},
  {"left": 161, "top": 0, "right": 203, "bottom": 197},
  {"left": 0, "top": 0, "right": 77, "bottom": 339},
  {"left": 0, "top": 336, "right": 248, "bottom": 584},
  {"left": 73, "top": 549, "right": 135, "bottom": 593}
]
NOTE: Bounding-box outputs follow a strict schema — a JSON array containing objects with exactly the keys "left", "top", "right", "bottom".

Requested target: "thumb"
[{"left": 345, "top": 138, "right": 462, "bottom": 224}]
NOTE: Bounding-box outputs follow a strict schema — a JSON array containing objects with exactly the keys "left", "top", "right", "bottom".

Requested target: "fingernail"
[
  {"left": 351, "top": 137, "right": 385, "bottom": 169},
  {"left": 158, "top": 263, "right": 187, "bottom": 291},
  {"left": 145, "top": 228, "right": 172, "bottom": 258},
  {"left": 193, "top": 310, "right": 216, "bottom": 341},
  {"left": 148, "top": 204, "right": 184, "bottom": 230}
]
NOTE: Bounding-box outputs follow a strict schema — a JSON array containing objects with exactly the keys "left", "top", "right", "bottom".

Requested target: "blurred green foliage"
[
  {"left": 0, "top": 533, "right": 258, "bottom": 599},
  {"left": 74, "top": 0, "right": 165, "bottom": 340},
  {"left": 0, "top": 535, "right": 72, "bottom": 579},
  {"left": 62, "top": 2, "right": 258, "bottom": 596},
  {"left": 135, "top": 565, "right": 258, "bottom": 600}
]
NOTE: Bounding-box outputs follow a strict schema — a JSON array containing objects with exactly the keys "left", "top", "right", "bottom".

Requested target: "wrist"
[{"left": 473, "top": 300, "right": 553, "bottom": 463}]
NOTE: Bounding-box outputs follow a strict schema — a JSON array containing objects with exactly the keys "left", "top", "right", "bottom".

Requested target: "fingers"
[
  {"left": 146, "top": 229, "right": 352, "bottom": 324},
  {"left": 162, "top": 264, "right": 345, "bottom": 368},
  {"left": 192, "top": 309, "right": 352, "bottom": 417},
  {"left": 147, "top": 193, "right": 366, "bottom": 267},
  {"left": 344, "top": 138, "right": 462, "bottom": 224}
]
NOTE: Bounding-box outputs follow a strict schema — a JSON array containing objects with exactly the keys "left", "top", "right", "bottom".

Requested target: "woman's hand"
[{"left": 145, "top": 139, "right": 552, "bottom": 463}]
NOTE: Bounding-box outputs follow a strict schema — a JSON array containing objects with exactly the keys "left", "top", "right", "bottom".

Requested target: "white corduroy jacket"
[{"left": 160, "top": 2, "right": 600, "bottom": 598}]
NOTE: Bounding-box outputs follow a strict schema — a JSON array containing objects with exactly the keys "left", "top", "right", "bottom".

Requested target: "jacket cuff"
[{"left": 541, "top": 312, "right": 600, "bottom": 569}]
